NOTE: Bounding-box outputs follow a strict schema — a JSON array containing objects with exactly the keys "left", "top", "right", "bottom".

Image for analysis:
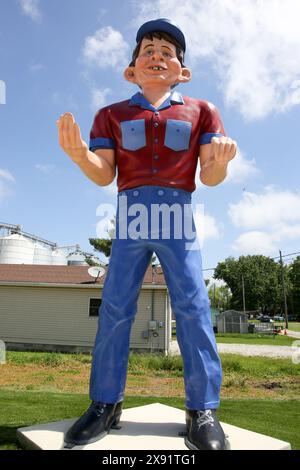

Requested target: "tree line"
[{"left": 209, "top": 255, "right": 300, "bottom": 318}]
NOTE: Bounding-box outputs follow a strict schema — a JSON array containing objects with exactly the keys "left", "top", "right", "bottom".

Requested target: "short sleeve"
[
  {"left": 199, "top": 101, "right": 226, "bottom": 145},
  {"left": 89, "top": 107, "right": 116, "bottom": 151}
]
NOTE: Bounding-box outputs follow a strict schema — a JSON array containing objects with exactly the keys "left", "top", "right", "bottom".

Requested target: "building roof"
[{"left": 0, "top": 264, "right": 167, "bottom": 287}]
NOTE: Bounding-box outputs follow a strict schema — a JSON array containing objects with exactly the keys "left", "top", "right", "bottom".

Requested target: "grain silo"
[
  {"left": 33, "top": 242, "right": 54, "bottom": 265},
  {"left": 67, "top": 252, "right": 88, "bottom": 266},
  {"left": 0, "top": 222, "right": 100, "bottom": 266},
  {"left": 0, "top": 234, "right": 35, "bottom": 264},
  {"left": 50, "top": 248, "right": 68, "bottom": 265}
]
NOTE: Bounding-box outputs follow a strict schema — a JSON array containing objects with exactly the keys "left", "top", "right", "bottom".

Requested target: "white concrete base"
[{"left": 17, "top": 403, "right": 291, "bottom": 450}]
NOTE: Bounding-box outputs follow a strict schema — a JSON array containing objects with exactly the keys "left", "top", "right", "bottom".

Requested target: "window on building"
[{"left": 89, "top": 298, "right": 102, "bottom": 317}]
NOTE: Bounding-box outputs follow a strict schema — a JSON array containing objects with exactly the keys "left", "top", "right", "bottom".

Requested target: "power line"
[
  {"left": 272, "top": 251, "right": 300, "bottom": 260},
  {"left": 202, "top": 250, "right": 300, "bottom": 272}
]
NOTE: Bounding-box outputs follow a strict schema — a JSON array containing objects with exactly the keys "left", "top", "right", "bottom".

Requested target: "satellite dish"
[{"left": 88, "top": 266, "right": 105, "bottom": 280}]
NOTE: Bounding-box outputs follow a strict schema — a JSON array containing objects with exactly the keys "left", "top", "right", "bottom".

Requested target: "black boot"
[
  {"left": 185, "top": 409, "right": 230, "bottom": 450},
  {"left": 64, "top": 401, "right": 123, "bottom": 448}
]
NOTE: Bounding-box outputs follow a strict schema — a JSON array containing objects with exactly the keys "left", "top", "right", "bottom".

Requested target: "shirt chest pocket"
[
  {"left": 120, "top": 119, "right": 146, "bottom": 151},
  {"left": 164, "top": 119, "right": 192, "bottom": 151}
]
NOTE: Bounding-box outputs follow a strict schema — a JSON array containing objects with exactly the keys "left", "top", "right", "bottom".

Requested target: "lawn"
[
  {"left": 215, "top": 333, "right": 295, "bottom": 345},
  {"left": 1, "top": 352, "right": 300, "bottom": 400},
  {"left": 0, "top": 390, "right": 299, "bottom": 450},
  {"left": 0, "top": 351, "right": 299, "bottom": 450},
  {"left": 288, "top": 322, "right": 300, "bottom": 332}
]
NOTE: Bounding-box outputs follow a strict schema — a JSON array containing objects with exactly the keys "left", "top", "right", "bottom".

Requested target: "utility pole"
[
  {"left": 213, "top": 283, "right": 216, "bottom": 309},
  {"left": 279, "top": 250, "right": 289, "bottom": 330},
  {"left": 241, "top": 274, "right": 246, "bottom": 312}
]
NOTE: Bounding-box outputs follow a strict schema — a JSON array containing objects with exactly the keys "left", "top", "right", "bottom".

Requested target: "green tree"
[
  {"left": 214, "top": 255, "right": 291, "bottom": 314},
  {"left": 89, "top": 238, "right": 112, "bottom": 259},
  {"left": 89, "top": 217, "right": 115, "bottom": 261},
  {"left": 208, "top": 283, "right": 231, "bottom": 310},
  {"left": 289, "top": 256, "right": 300, "bottom": 319},
  {"left": 84, "top": 255, "right": 101, "bottom": 267}
]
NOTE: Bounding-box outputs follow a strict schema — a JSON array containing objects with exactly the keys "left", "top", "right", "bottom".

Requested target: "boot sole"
[{"left": 184, "top": 436, "right": 231, "bottom": 451}]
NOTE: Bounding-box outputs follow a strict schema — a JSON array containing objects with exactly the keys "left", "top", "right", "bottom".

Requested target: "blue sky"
[{"left": 1, "top": 0, "right": 300, "bottom": 276}]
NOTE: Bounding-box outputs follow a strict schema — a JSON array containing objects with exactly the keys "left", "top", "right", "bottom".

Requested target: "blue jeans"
[{"left": 89, "top": 185, "right": 222, "bottom": 409}]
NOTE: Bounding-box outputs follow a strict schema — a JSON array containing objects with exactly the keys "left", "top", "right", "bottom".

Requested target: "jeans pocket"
[
  {"left": 164, "top": 119, "right": 192, "bottom": 151},
  {"left": 120, "top": 119, "right": 146, "bottom": 151}
]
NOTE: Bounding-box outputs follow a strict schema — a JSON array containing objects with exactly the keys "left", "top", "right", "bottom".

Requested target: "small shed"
[{"left": 216, "top": 310, "right": 249, "bottom": 334}]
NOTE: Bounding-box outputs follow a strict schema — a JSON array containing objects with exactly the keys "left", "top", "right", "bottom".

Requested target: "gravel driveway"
[{"left": 169, "top": 341, "right": 300, "bottom": 359}]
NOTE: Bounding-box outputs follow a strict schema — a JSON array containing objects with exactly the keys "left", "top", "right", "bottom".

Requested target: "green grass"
[
  {"left": 129, "top": 352, "right": 300, "bottom": 380},
  {"left": 0, "top": 389, "right": 298, "bottom": 450},
  {"left": 220, "top": 354, "right": 300, "bottom": 378},
  {"left": 5, "top": 351, "right": 92, "bottom": 367},
  {"left": 215, "top": 333, "right": 296, "bottom": 346},
  {"left": 5, "top": 351, "right": 300, "bottom": 379},
  {"left": 288, "top": 322, "right": 300, "bottom": 332}
]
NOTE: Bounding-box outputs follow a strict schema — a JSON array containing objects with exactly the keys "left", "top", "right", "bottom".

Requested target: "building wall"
[{"left": 0, "top": 285, "right": 168, "bottom": 352}]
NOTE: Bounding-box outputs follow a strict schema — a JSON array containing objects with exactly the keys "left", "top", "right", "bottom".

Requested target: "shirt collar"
[{"left": 129, "top": 90, "right": 184, "bottom": 111}]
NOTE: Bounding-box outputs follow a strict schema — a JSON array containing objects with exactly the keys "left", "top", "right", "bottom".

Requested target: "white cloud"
[
  {"left": 196, "top": 147, "right": 259, "bottom": 189},
  {"left": 232, "top": 231, "right": 277, "bottom": 256},
  {"left": 132, "top": 0, "right": 300, "bottom": 120},
  {"left": 82, "top": 26, "right": 130, "bottom": 70},
  {"left": 0, "top": 169, "right": 15, "bottom": 182},
  {"left": 18, "top": 0, "right": 41, "bottom": 22},
  {"left": 91, "top": 87, "right": 112, "bottom": 111},
  {"left": 228, "top": 187, "right": 300, "bottom": 229},
  {"left": 226, "top": 148, "right": 260, "bottom": 184},
  {"left": 194, "top": 209, "right": 224, "bottom": 247},
  {"left": 229, "top": 187, "right": 300, "bottom": 255},
  {"left": 206, "top": 276, "right": 227, "bottom": 288}
]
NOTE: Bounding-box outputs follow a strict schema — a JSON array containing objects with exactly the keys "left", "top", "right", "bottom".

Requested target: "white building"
[{"left": 0, "top": 264, "right": 172, "bottom": 354}]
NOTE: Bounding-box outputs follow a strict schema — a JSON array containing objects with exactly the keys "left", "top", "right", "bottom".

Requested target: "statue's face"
[{"left": 124, "top": 36, "right": 191, "bottom": 89}]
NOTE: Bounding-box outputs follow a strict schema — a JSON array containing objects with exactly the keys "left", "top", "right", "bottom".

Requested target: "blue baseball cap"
[{"left": 136, "top": 18, "right": 186, "bottom": 52}]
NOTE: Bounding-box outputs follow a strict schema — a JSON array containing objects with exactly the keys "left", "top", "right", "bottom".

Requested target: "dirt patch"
[{"left": 260, "top": 381, "right": 283, "bottom": 390}]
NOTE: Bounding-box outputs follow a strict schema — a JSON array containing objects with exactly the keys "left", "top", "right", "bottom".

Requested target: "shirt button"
[
  {"left": 155, "top": 111, "right": 159, "bottom": 116},
  {"left": 173, "top": 191, "right": 179, "bottom": 197},
  {"left": 154, "top": 155, "right": 159, "bottom": 160},
  {"left": 154, "top": 138, "right": 158, "bottom": 143},
  {"left": 158, "top": 190, "right": 164, "bottom": 196},
  {"left": 133, "top": 190, "right": 139, "bottom": 197},
  {"left": 154, "top": 122, "right": 159, "bottom": 128},
  {"left": 153, "top": 169, "right": 158, "bottom": 174}
]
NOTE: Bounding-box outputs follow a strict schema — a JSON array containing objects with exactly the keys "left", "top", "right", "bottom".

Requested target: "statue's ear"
[
  {"left": 124, "top": 66, "right": 137, "bottom": 84},
  {"left": 176, "top": 67, "right": 192, "bottom": 84}
]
